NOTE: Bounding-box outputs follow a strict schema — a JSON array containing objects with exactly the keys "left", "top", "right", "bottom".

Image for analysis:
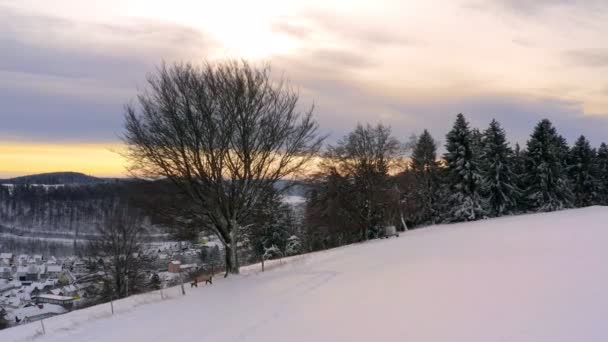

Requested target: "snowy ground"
[{"left": 3, "top": 207, "right": 608, "bottom": 341}]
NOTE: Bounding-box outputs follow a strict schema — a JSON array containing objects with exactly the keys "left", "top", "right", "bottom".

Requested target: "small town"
[{"left": 0, "top": 239, "right": 223, "bottom": 328}]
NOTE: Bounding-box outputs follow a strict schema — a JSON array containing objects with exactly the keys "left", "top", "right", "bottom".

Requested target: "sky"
[{"left": 1, "top": 0, "right": 608, "bottom": 177}]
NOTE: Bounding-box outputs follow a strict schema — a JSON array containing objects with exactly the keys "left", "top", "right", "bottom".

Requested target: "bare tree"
[
  {"left": 123, "top": 60, "right": 324, "bottom": 275},
  {"left": 320, "top": 123, "right": 403, "bottom": 241},
  {"left": 87, "top": 206, "right": 151, "bottom": 299}
]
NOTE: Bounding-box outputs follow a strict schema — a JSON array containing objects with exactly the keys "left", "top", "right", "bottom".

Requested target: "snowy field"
[{"left": 3, "top": 206, "right": 608, "bottom": 341}]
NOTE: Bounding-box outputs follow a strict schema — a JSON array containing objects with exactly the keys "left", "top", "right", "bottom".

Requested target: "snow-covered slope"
[{"left": 4, "top": 207, "right": 608, "bottom": 342}]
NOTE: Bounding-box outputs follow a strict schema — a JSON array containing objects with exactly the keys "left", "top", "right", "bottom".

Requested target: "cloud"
[
  {"left": 565, "top": 49, "right": 608, "bottom": 68},
  {"left": 274, "top": 63, "right": 608, "bottom": 149},
  {"left": 0, "top": 5, "right": 216, "bottom": 142},
  {"left": 491, "top": 0, "right": 573, "bottom": 15},
  {"left": 271, "top": 10, "right": 416, "bottom": 49}
]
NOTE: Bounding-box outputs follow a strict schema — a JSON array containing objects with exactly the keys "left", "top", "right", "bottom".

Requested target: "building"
[
  {"left": 72, "top": 262, "right": 88, "bottom": 274},
  {"left": 46, "top": 265, "right": 62, "bottom": 279},
  {"left": 0, "top": 253, "right": 13, "bottom": 265},
  {"left": 168, "top": 261, "right": 181, "bottom": 273},
  {"left": 33, "top": 294, "right": 74, "bottom": 309},
  {"left": 0, "top": 265, "right": 11, "bottom": 279}
]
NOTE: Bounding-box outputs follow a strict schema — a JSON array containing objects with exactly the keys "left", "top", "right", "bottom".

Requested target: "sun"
[{"left": 125, "top": 0, "right": 300, "bottom": 59}]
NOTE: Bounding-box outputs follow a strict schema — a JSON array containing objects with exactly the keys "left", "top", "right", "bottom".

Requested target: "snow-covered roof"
[
  {"left": 179, "top": 264, "right": 197, "bottom": 270},
  {"left": 0, "top": 253, "right": 13, "bottom": 259},
  {"left": 170, "top": 260, "right": 181, "bottom": 265},
  {"left": 47, "top": 265, "right": 62, "bottom": 273},
  {"left": 34, "top": 294, "right": 74, "bottom": 301},
  {"left": 62, "top": 285, "right": 78, "bottom": 293}
]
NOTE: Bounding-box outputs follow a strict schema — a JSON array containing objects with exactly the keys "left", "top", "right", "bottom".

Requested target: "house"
[
  {"left": 168, "top": 261, "right": 181, "bottom": 273},
  {"left": 0, "top": 266, "right": 11, "bottom": 279},
  {"left": 17, "top": 265, "right": 44, "bottom": 282},
  {"left": 46, "top": 265, "right": 62, "bottom": 279},
  {"left": 0, "top": 253, "right": 13, "bottom": 265},
  {"left": 16, "top": 266, "right": 29, "bottom": 282},
  {"left": 32, "top": 294, "right": 74, "bottom": 309},
  {"left": 33, "top": 255, "right": 44, "bottom": 265},
  {"left": 72, "top": 262, "right": 88, "bottom": 275},
  {"left": 17, "top": 255, "right": 29, "bottom": 265}
]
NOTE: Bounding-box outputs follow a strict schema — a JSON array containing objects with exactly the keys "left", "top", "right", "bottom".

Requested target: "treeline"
[
  {"left": 303, "top": 114, "right": 608, "bottom": 251},
  {"left": 0, "top": 182, "right": 171, "bottom": 235},
  {"left": 0, "top": 236, "right": 86, "bottom": 257}
]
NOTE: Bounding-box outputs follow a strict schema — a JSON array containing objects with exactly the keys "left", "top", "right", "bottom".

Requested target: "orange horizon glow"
[{"left": 0, "top": 142, "right": 128, "bottom": 178}]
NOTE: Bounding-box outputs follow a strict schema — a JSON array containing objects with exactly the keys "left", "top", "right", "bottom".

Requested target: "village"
[{"left": 0, "top": 239, "right": 223, "bottom": 328}]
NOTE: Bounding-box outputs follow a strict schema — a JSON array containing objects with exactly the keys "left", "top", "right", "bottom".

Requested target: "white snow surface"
[{"left": 3, "top": 207, "right": 608, "bottom": 341}]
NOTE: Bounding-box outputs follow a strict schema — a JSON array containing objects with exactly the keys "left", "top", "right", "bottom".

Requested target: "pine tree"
[
  {"left": 512, "top": 143, "right": 527, "bottom": 212},
  {"left": 444, "top": 113, "right": 485, "bottom": 222},
  {"left": 596, "top": 143, "right": 608, "bottom": 205},
  {"left": 250, "top": 195, "right": 294, "bottom": 259},
  {"left": 568, "top": 135, "right": 598, "bottom": 207},
  {"left": 524, "top": 119, "right": 573, "bottom": 211},
  {"left": 480, "top": 119, "right": 520, "bottom": 217},
  {"left": 410, "top": 129, "right": 440, "bottom": 225},
  {"left": 471, "top": 128, "right": 483, "bottom": 157},
  {"left": 148, "top": 273, "right": 162, "bottom": 290},
  {"left": 285, "top": 235, "right": 302, "bottom": 256}
]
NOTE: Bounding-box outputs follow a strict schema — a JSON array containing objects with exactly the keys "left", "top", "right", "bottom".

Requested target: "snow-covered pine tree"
[
  {"left": 596, "top": 143, "right": 608, "bottom": 205},
  {"left": 480, "top": 119, "right": 520, "bottom": 217},
  {"left": 410, "top": 129, "right": 441, "bottom": 225},
  {"left": 444, "top": 113, "right": 485, "bottom": 222},
  {"left": 568, "top": 135, "right": 598, "bottom": 207},
  {"left": 524, "top": 119, "right": 573, "bottom": 212},
  {"left": 512, "top": 143, "right": 528, "bottom": 212},
  {"left": 285, "top": 235, "right": 302, "bottom": 256},
  {"left": 250, "top": 195, "right": 294, "bottom": 260},
  {"left": 471, "top": 128, "right": 483, "bottom": 157}
]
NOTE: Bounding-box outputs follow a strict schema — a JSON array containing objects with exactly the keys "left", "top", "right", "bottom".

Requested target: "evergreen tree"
[
  {"left": 410, "top": 129, "right": 440, "bottom": 225},
  {"left": 480, "top": 119, "right": 520, "bottom": 217},
  {"left": 524, "top": 119, "right": 573, "bottom": 211},
  {"left": 285, "top": 235, "right": 302, "bottom": 256},
  {"left": 148, "top": 273, "right": 162, "bottom": 290},
  {"left": 250, "top": 195, "right": 294, "bottom": 260},
  {"left": 568, "top": 135, "right": 598, "bottom": 207},
  {"left": 596, "top": 143, "right": 608, "bottom": 205},
  {"left": 512, "top": 143, "right": 527, "bottom": 211},
  {"left": 444, "top": 114, "right": 485, "bottom": 222},
  {"left": 471, "top": 128, "right": 483, "bottom": 157}
]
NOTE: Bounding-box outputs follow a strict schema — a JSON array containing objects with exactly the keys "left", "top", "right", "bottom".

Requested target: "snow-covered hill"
[{"left": 4, "top": 207, "right": 608, "bottom": 342}]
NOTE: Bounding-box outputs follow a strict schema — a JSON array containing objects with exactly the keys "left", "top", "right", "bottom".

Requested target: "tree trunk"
[
  {"left": 223, "top": 228, "right": 240, "bottom": 277},
  {"left": 229, "top": 228, "right": 240, "bottom": 274},
  {"left": 224, "top": 246, "right": 233, "bottom": 278}
]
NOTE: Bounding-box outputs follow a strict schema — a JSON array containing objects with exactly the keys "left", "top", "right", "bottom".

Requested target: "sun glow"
[
  {"left": 124, "top": 0, "right": 300, "bottom": 59},
  {"left": 0, "top": 142, "right": 127, "bottom": 178}
]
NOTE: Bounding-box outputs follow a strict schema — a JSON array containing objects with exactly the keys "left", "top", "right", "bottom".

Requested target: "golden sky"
[
  {"left": 0, "top": 142, "right": 126, "bottom": 178},
  {"left": 1, "top": 0, "right": 608, "bottom": 177}
]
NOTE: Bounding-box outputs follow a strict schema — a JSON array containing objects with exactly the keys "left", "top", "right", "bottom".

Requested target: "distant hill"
[{"left": 0, "top": 172, "right": 111, "bottom": 185}]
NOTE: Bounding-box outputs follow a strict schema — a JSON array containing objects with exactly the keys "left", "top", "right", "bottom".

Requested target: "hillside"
[
  {"left": 0, "top": 172, "right": 105, "bottom": 185},
  {"left": 4, "top": 207, "right": 608, "bottom": 341}
]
